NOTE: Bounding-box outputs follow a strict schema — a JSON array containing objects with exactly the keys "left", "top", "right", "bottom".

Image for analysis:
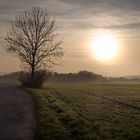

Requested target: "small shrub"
[{"left": 19, "top": 70, "right": 47, "bottom": 88}]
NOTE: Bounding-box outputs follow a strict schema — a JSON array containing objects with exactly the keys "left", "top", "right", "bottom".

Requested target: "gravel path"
[{"left": 0, "top": 85, "right": 36, "bottom": 140}]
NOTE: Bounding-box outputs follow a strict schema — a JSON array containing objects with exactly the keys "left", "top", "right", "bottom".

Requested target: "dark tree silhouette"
[{"left": 4, "top": 7, "right": 63, "bottom": 84}]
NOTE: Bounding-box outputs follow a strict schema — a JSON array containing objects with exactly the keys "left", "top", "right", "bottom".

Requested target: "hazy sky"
[{"left": 0, "top": 0, "right": 140, "bottom": 76}]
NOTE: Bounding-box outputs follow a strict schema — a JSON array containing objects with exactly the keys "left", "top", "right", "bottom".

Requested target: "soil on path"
[{"left": 0, "top": 85, "right": 36, "bottom": 140}]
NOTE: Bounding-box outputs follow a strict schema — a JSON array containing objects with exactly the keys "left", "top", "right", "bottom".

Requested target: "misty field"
[{"left": 29, "top": 84, "right": 140, "bottom": 140}]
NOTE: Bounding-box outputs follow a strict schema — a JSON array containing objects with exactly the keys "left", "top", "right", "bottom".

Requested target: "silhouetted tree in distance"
[{"left": 4, "top": 7, "right": 63, "bottom": 86}]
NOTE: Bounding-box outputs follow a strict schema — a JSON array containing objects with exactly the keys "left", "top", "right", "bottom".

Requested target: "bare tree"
[{"left": 4, "top": 7, "right": 63, "bottom": 83}]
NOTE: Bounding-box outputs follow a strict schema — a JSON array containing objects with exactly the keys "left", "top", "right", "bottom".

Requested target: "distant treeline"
[
  {"left": 1, "top": 70, "right": 140, "bottom": 83},
  {"left": 48, "top": 70, "right": 105, "bottom": 83},
  {"left": 47, "top": 70, "right": 140, "bottom": 83}
]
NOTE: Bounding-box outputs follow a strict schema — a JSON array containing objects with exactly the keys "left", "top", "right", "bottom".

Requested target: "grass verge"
[{"left": 28, "top": 88, "right": 98, "bottom": 140}]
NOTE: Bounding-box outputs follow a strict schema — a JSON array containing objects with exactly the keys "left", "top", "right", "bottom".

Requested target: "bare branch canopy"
[{"left": 4, "top": 7, "right": 63, "bottom": 81}]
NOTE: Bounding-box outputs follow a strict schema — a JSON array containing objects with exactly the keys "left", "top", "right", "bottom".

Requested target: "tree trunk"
[
  {"left": 31, "top": 65, "right": 35, "bottom": 82},
  {"left": 31, "top": 52, "right": 35, "bottom": 82},
  {"left": 31, "top": 55, "right": 35, "bottom": 82}
]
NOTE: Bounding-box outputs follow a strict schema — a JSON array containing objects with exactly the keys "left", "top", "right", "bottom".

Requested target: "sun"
[{"left": 92, "top": 34, "right": 119, "bottom": 62}]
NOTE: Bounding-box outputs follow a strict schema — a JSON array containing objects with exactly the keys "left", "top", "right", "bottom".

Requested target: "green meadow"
[{"left": 28, "top": 84, "right": 140, "bottom": 140}]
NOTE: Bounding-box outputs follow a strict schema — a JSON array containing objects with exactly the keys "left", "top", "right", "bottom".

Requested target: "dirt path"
[{"left": 0, "top": 85, "right": 36, "bottom": 140}]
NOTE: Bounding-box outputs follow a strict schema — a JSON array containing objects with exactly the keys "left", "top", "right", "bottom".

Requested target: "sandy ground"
[{"left": 0, "top": 85, "right": 36, "bottom": 140}]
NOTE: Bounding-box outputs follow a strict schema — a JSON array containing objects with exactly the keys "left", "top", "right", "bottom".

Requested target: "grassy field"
[{"left": 28, "top": 84, "right": 140, "bottom": 140}]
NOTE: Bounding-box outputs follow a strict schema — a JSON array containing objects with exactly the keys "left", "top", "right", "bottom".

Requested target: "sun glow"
[{"left": 92, "top": 33, "right": 119, "bottom": 62}]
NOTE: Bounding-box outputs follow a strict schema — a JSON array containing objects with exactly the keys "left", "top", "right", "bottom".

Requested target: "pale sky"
[{"left": 0, "top": 0, "right": 140, "bottom": 76}]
